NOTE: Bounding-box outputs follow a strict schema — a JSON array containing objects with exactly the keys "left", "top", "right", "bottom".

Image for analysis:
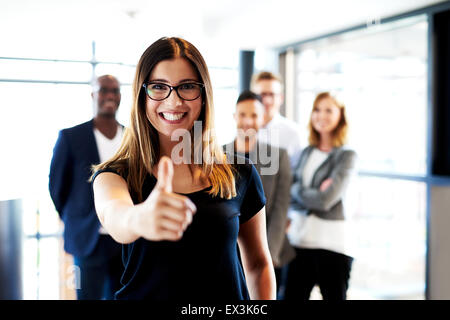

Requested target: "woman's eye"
[
  {"left": 180, "top": 83, "right": 195, "bottom": 90},
  {"left": 150, "top": 84, "right": 168, "bottom": 91}
]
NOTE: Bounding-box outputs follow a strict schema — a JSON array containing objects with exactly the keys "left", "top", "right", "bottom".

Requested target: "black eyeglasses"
[{"left": 142, "top": 82, "right": 204, "bottom": 101}]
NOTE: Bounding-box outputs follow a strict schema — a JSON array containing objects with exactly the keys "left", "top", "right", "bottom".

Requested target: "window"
[
  {"left": 295, "top": 16, "right": 427, "bottom": 176},
  {"left": 348, "top": 176, "right": 426, "bottom": 299},
  {"left": 292, "top": 15, "right": 428, "bottom": 299}
]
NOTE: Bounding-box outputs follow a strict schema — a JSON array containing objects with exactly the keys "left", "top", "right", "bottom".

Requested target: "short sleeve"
[
  {"left": 91, "top": 168, "right": 120, "bottom": 184},
  {"left": 239, "top": 164, "right": 266, "bottom": 224}
]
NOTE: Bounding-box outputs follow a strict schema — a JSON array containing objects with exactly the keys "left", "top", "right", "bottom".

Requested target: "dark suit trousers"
[
  {"left": 73, "top": 235, "right": 123, "bottom": 300},
  {"left": 283, "top": 248, "right": 353, "bottom": 301}
]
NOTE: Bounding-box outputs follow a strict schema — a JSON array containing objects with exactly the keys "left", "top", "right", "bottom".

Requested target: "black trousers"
[
  {"left": 73, "top": 235, "right": 123, "bottom": 300},
  {"left": 275, "top": 265, "right": 290, "bottom": 300},
  {"left": 283, "top": 248, "right": 353, "bottom": 301}
]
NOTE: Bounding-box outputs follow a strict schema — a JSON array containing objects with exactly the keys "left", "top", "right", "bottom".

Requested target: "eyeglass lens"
[{"left": 145, "top": 83, "right": 202, "bottom": 101}]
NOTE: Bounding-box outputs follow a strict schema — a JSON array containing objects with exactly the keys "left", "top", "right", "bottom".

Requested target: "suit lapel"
[
  {"left": 310, "top": 147, "right": 341, "bottom": 187},
  {"left": 85, "top": 119, "right": 100, "bottom": 164},
  {"left": 295, "top": 146, "right": 313, "bottom": 186}
]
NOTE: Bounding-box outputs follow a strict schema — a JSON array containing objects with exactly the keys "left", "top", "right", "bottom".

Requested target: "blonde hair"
[
  {"left": 91, "top": 37, "right": 236, "bottom": 201},
  {"left": 308, "top": 92, "right": 348, "bottom": 147},
  {"left": 250, "top": 71, "right": 283, "bottom": 90}
]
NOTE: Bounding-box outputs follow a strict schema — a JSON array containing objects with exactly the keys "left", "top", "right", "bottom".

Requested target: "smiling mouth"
[
  {"left": 159, "top": 112, "right": 187, "bottom": 122},
  {"left": 103, "top": 100, "right": 118, "bottom": 107}
]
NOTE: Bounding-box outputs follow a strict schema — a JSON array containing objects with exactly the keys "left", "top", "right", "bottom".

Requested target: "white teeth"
[{"left": 161, "top": 112, "right": 185, "bottom": 121}]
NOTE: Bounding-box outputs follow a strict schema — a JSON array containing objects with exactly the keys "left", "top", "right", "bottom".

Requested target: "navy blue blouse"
[{"left": 92, "top": 160, "right": 266, "bottom": 301}]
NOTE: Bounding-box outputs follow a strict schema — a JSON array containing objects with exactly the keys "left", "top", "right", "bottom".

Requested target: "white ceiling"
[
  {"left": 0, "top": 0, "right": 446, "bottom": 60},
  {"left": 200, "top": 0, "right": 444, "bottom": 49}
]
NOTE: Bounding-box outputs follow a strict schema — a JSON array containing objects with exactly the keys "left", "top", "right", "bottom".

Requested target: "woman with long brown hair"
[
  {"left": 284, "top": 92, "right": 357, "bottom": 300},
  {"left": 90, "top": 37, "right": 275, "bottom": 300}
]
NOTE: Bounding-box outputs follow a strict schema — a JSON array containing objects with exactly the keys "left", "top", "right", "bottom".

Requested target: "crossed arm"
[{"left": 290, "top": 150, "right": 356, "bottom": 212}]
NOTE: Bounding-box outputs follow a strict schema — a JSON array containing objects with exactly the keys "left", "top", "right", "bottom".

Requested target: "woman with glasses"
[
  {"left": 90, "top": 37, "right": 276, "bottom": 300},
  {"left": 284, "top": 92, "right": 356, "bottom": 300}
]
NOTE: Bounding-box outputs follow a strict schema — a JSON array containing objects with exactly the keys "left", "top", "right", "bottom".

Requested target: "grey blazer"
[
  {"left": 224, "top": 142, "right": 296, "bottom": 267},
  {"left": 290, "top": 146, "right": 357, "bottom": 221}
]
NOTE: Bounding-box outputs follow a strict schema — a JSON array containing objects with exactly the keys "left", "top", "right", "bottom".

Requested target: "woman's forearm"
[
  {"left": 245, "top": 260, "right": 276, "bottom": 300},
  {"left": 100, "top": 199, "right": 140, "bottom": 244}
]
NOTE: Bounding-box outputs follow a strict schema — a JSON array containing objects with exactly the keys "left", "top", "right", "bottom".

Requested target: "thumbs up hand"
[
  {"left": 156, "top": 155, "right": 174, "bottom": 193},
  {"left": 131, "top": 156, "right": 197, "bottom": 241}
]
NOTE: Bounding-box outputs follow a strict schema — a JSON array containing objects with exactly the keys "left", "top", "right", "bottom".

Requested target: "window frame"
[{"left": 274, "top": 1, "right": 450, "bottom": 300}]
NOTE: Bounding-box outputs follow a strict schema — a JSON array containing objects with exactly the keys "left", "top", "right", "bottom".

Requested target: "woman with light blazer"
[{"left": 284, "top": 92, "right": 356, "bottom": 300}]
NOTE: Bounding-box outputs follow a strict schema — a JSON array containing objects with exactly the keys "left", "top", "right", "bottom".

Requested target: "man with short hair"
[
  {"left": 251, "top": 71, "right": 302, "bottom": 168},
  {"left": 224, "top": 90, "right": 295, "bottom": 299},
  {"left": 49, "top": 75, "right": 124, "bottom": 299}
]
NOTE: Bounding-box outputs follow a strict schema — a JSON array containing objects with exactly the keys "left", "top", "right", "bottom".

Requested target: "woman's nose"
[
  {"left": 166, "top": 89, "right": 183, "bottom": 106},
  {"left": 317, "top": 111, "right": 327, "bottom": 119}
]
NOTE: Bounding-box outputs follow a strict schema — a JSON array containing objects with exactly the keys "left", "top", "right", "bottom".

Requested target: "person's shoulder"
[
  {"left": 91, "top": 167, "right": 119, "bottom": 183},
  {"left": 228, "top": 153, "right": 252, "bottom": 166},
  {"left": 334, "top": 146, "right": 357, "bottom": 162},
  {"left": 258, "top": 142, "right": 288, "bottom": 158},
  {"left": 227, "top": 153, "right": 254, "bottom": 178},
  {"left": 301, "top": 145, "right": 314, "bottom": 155},
  {"left": 337, "top": 146, "right": 356, "bottom": 155},
  {"left": 62, "top": 119, "right": 93, "bottom": 135},
  {"left": 92, "top": 159, "right": 129, "bottom": 182},
  {"left": 278, "top": 146, "right": 290, "bottom": 163},
  {"left": 273, "top": 144, "right": 289, "bottom": 158},
  {"left": 222, "top": 142, "right": 235, "bottom": 154}
]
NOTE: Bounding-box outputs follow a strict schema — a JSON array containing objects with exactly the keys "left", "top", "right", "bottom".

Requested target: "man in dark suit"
[
  {"left": 224, "top": 90, "right": 295, "bottom": 299},
  {"left": 49, "top": 75, "right": 123, "bottom": 299}
]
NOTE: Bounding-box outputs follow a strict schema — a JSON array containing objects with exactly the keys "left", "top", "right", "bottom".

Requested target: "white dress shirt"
[{"left": 257, "top": 113, "right": 302, "bottom": 168}]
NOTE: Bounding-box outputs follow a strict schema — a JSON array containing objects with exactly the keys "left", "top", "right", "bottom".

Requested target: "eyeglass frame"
[{"left": 142, "top": 81, "right": 205, "bottom": 101}]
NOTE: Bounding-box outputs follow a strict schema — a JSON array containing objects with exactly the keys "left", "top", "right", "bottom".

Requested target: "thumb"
[{"left": 156, "top": 156, "right": 173, "bottom": 193}]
